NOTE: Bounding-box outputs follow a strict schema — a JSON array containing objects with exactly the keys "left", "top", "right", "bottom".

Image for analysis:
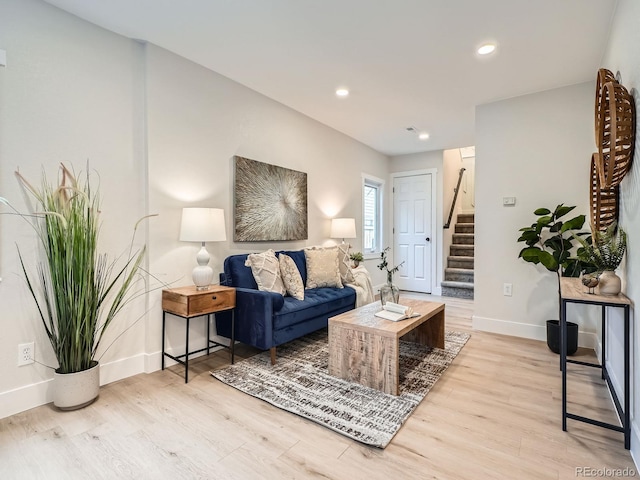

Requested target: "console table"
[
  {"left": 560, "top": 277, "right": 631, "bottom": 449},
  {"left": 161, "top": 285, "right": 236, "bottom": 383}
]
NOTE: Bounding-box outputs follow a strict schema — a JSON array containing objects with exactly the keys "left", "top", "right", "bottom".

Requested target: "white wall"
[
  {"left": 473, "top": 82, "right": 597, "bottom": 343},
  {"left": 0, "top": 0, "right": 147, "bottom": 418},
  {"left": 0, "top": 0, "right": 390, "bottom": 418},
  {"left": 390, "top": 151, "right": 444, "bottom": 294},
  {"left": 144, "top": 44, "right": 389, "bottom": 364},
  {"left": 600, "top": 0, "right": 640, "bottom": 462}
]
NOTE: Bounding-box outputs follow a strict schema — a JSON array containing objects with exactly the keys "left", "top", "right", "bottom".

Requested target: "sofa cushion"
[
  {"left": 336, "top": 243, "right": 355, "bottom": 284},
  {"left": 275, "top": 249, "right": 307, "bottom": 286},
  {"left": 304, "top": 247, "right": 343, "bottom": 289},
  {"left": 245, "top": 249, "right": 286, "bottom": 295},
  {"left": 279, "top": 253, "right": 305, "bottom": 300},
  {"left": 273, "top": 287, "right": 355, "bottom": 330}
]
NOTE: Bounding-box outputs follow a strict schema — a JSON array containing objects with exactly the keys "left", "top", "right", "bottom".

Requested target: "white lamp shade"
[
  {"left": 179, "top": 208, "right": 227, "bottom": 242},
  {"left": 330, "top": 217, "right": 356, "bottom": 239}
]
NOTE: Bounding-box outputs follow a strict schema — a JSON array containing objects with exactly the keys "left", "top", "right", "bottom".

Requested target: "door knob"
[{"left": 426, "top": 237, "right": 430, "bottom": 242}]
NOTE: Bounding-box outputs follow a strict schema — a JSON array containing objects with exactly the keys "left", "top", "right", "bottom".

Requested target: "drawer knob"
[{"left": 211, "top": 295, "right": 217, "bottom": 300}]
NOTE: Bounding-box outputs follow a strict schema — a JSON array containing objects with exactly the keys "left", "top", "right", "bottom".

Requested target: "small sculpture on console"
[{"left": 581, "top": 272, "right": 600, "bottom": 295}]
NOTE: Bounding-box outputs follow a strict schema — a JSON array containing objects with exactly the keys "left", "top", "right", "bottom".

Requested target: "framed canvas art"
[{"left": 233, "top": 156, "right": 308, "bottom": 241}]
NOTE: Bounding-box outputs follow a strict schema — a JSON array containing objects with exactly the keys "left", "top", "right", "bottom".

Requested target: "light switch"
[{"left": 503, "top": 196, "right": 516, "bottom": 206}]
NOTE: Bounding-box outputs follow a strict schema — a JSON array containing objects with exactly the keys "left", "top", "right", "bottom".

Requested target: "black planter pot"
[{"left": 546, "top": 320, "right": 578, "bottom": 355}]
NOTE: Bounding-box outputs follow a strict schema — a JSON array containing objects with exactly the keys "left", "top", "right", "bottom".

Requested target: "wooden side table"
[
  {"left": 161, "top": 285, "right": 236, "bottom": 383},
  {"left": 560, "top": 277, "right": 632, "bottom": 449}
]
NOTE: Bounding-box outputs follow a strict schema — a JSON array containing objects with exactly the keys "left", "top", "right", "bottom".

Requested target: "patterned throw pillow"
[
  {"left": 336, "top": 243, "right": 356, "bottom": 284},
  {"left": 279, "top": 253, "right": 305, "bottom": 300},
  {"left": 245, "top": 249, "right": 286, "bottom": 295},
  {"left": 304, "top": 247, "right": 343, "bottom": 289}
]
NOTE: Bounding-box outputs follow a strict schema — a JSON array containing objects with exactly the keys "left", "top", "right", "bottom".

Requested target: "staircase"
[{"left": 442, "top": 213, "right": 474, "bottom": 299}]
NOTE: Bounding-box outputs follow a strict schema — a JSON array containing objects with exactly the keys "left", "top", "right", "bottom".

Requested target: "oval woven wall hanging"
[
  {"left": 590, "top": 153, "right": 619, "bottom": 231},
  {"left": 594, "top": 68, "right": 616, "bottom": 143},
  {"left": 596, "top": 80, "right": 636, "bottom": 187}
]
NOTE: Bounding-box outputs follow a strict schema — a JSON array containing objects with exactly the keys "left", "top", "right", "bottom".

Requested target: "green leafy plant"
[
  {"left": 517, "top": 204, "right": 590, "bottom": 276},
  {"left": 576, "top": 223, "right": 627, "bottom": 272},
  {"left": 377, "top": 246, "right": 405, "bottom": 283},
  {"left": 1, "top": 164, "right": 153, "bottom": 374},
  {"left": 349, "top": 251, "right": 363, "bottom": 263},
  {"left": 517, "top": 203, "right": 596, "bottom": 321}
]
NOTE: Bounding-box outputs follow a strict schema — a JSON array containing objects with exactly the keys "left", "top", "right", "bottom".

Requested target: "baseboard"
[
  {"left": 0, "top": 352, "right": 149, "bottom": 420},
  {"left": 471, "top": 315, "right": 597, "bottom": 350}
]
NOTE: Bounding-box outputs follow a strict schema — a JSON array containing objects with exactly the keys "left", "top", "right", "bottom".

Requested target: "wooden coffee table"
[{"left": 328, "top": 298, "right": 445, "bottom": 395}]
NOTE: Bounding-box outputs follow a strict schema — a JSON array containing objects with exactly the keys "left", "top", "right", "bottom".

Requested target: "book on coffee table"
[{"left": 374, "top": 302, "right": 420, "bottom": 322}]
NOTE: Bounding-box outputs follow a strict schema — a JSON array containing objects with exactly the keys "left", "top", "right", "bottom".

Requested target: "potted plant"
[
  {"left": 350, "top": 251, "right": 363, "bottom": 267},
  {"left": 377, "top": 247, "right": 405, "bottom": 305},
  {"left": 1, "top": 164, "right": 151, "bottom": 410},
  {"left": 517, "top": 204, "right": 596, "bottom": 354},
  {"left": 576, "top": 223, "right": 627, "bottom": 295}
]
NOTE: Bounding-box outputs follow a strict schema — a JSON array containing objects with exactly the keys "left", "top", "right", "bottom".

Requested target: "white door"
[{"left": 393, "top": 174, "right": 432, "bottom": 293}]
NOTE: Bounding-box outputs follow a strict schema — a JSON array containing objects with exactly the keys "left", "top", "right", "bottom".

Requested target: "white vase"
[
  {"left": 598, "top": 270, "right": 621, "bottom": 296},
  {"left": 53, "top": 361, "right": 100, "bottom": 410}
]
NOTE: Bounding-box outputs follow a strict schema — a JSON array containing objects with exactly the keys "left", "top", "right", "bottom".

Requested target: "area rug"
[{"left": 211, "top": 329, "right": 469, "bottom": 448}]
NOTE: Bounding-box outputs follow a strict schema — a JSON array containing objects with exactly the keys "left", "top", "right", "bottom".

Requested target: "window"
[{"left": 362, "top": 175, "right": 383, "bottom": 255}]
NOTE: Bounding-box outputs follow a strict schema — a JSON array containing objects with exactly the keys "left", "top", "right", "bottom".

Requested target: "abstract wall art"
[{"left": 233, "top": 156, "right": 308, "bottom": 242}]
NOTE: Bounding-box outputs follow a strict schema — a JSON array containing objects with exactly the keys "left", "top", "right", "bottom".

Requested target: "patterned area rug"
[{"left": 211, "top": 329, "right": 469, "bottom": 448}]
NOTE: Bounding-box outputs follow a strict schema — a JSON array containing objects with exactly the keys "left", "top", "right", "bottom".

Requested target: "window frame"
[{"left": 362, "top": 173, "right": 384, "bottom": 258}]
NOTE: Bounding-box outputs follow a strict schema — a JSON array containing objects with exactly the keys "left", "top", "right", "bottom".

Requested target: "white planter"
[
  {"left": 598, "top": 270, "right": 622, "bottom": 296},
  {"left": 53, "top": 361, "right": 100, "bottom": 411}
]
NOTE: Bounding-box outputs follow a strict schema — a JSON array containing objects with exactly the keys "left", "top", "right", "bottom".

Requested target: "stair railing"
[{"left": 443, "top": 168, "right": 466, "bottom": 229}]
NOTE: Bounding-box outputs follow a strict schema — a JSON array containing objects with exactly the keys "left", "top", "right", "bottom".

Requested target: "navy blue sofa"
[{"left": 216, "top": 249, "right": 356, "bottom": 363}]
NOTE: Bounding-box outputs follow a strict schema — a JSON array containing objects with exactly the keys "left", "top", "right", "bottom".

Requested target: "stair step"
[
  {"left": 444, "top": 268, "right": 474, "bottom": 283},
  {"left": 455, "top": 223, "right": 474, "bottom": 234},
  {"left": 450, "top": 245, "right": 474, "bottom": 257},
  {"left": 441, "top": 281, "right": 475, "bottom": 300},
  {"left": 457, "top": 213, "right": 475, "bottom": 224},
  {"left": 447, "top": 256, "right": 474, "bottom": 269},
  {"left": 452, "top": 233, "right": 474, "bottom": 245}
]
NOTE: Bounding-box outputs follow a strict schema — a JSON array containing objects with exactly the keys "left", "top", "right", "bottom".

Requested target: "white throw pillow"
[
  {"left": 279, "top": 254, "right": 305, "bottom": 300},
  {"left": 245, "top": 249, "right": 286, "bottom": 295},
  {"left": 336, "top": 243, "right": 356, "bottom": 284},
  {"left": 304, "top": 247, "right": 343, "bottom": 289}
]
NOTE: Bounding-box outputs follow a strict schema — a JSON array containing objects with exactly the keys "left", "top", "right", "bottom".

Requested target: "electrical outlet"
[
  {"left": 503, "top": 283, "right": 513, "bottom": 297},
  {"left": 18, "top": 342, "right": 34, "bottom": 366}
]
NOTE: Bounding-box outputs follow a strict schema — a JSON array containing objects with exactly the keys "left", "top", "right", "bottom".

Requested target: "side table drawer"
[
  {"left": 162, "top": 286, "right": 236, "bottom": 317},
  {"left": 189, "top": 289, "right": 235, "bottom": 315}
]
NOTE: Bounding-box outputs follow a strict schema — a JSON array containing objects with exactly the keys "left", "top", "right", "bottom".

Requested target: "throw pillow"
[
  {"left": 279, "top": 254, "right": 305, "bottom": 300},
  {"left": 245, "top": 249, "right": 286, "bottom": 295},
  {"left": 336, "top": 243, "right": 356, "bottom": 284},
  {"left": 304, "top": 247, "right": 343, "bottom": 289}
]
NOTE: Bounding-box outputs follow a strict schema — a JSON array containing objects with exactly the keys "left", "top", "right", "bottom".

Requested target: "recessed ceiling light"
[
  {"left": 419, "top": 132, "right": 430, "bottom": 140},
  {"left": 477, "top": 43, "right": 496, "bottom": 55},
  {"left": 335, "top": 88, "right": 349, "bottom": 97}
]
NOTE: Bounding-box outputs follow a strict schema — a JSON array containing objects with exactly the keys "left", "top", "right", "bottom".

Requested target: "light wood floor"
[{"left": 1, "top": 294, "right": 635, "bottom": 479}]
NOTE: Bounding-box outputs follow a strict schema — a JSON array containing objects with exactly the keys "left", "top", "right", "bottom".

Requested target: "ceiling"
[{"left": 43, "top": 0, "right": 617, "bottom": 156}]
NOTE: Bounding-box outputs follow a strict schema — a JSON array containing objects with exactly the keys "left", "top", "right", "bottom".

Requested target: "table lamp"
[
  {"left": 330, "top": 217, "right": 356, "bottom": 244},
  {"left": 180, "top": 207, "right": 226, "bottom": 290}
]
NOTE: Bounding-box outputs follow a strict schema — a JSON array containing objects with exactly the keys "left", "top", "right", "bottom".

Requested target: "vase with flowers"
[{"left": 377, "top": 247, "right": 405, "bottom": 305}]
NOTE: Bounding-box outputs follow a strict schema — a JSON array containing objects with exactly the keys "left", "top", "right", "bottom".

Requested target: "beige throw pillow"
[
  {"left": 336, "top": 243, "right": 356, "bottom": 284},
  {"left": 245, "top": 249, "right": 286, "bottom": 295},
  {"left": 304, "top": 247, "right": 343, "bottom": 289},
  {"left": 279, "top": 254, "right": 305, "bottom": 300}
]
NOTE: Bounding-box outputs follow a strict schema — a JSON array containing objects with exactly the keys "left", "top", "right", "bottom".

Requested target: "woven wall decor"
[
  {"left": 596, "top": 80, "right": 636, "bottom": 187},
  {"left": 594, "top": 68, "right": 616, "bottom": 142},
  {"left": 590, "top": 153, "right": 618, "bottom": 231}
]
